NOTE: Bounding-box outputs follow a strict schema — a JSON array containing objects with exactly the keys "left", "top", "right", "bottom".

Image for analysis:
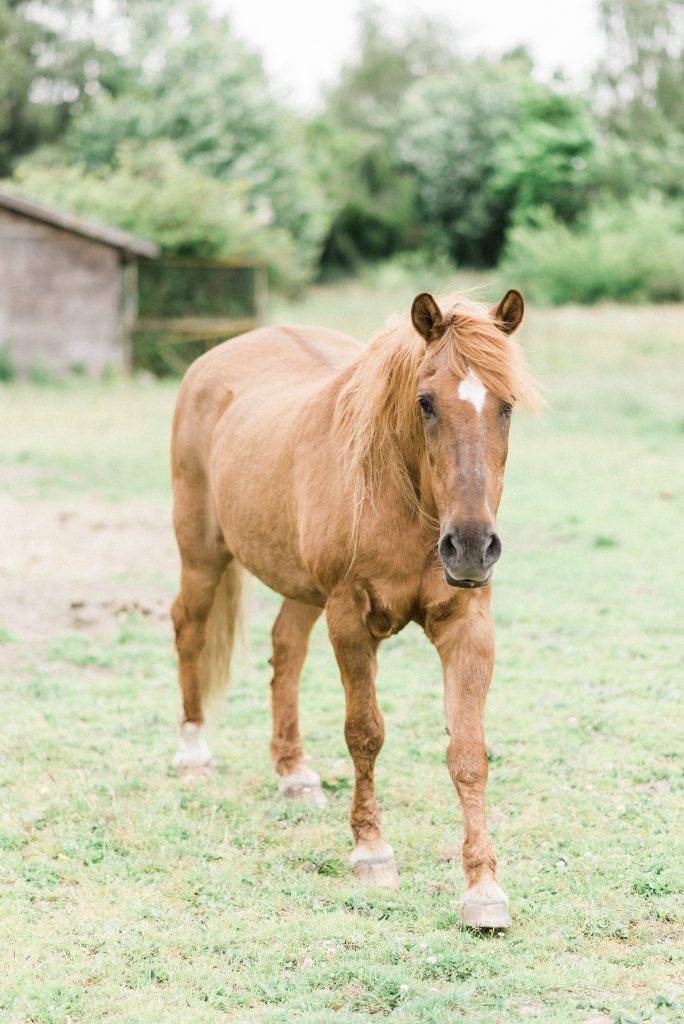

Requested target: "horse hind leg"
[
  {"left": 269, "top": 599, "right": 326, "bottom": 805},
  {"left": 172, "top": 554, "right": 245, "bottom": 779}
]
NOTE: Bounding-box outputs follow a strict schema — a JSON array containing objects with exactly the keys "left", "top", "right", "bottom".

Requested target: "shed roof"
[{"left": 0, "top": 189, "right": 160, "bottom": 259}]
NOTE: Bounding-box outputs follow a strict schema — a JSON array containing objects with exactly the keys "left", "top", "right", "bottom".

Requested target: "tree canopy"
[{"left": 3, "top": 0, "right": 683, "bottom": 301}]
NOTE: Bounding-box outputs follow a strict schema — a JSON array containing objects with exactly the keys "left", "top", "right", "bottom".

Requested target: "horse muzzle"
[{"left": 439, "top": 522, "right": 501, "bottom": 589}]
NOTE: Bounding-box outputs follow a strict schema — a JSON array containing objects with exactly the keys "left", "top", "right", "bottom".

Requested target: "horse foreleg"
[
  {"left": 428, "top": 597, "right": 511, "bottom": 929},
  {"left": 326, "top": 587, "right": 397, "bottom": 887},
  {"left": 270, "top": 598, "right": 325, "bottom": 805}
]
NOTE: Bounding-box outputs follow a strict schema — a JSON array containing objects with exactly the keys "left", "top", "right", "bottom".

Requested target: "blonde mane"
[{"left": 332, "top": 293, "right": 542, "bottom": 530}]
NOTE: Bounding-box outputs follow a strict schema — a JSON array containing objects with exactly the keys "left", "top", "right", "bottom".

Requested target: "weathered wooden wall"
[{"left": 0, "top": 208, "right": 128, "bottom": 374}]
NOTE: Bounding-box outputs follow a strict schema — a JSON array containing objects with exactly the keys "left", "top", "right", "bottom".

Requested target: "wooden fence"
[{"left": 133, "top": 260, "right": 266, "bottom": 375}]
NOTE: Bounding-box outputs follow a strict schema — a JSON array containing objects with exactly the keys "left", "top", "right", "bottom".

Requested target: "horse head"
[{"left": 411, "top": 289, "right": 526, "bottom": 589}]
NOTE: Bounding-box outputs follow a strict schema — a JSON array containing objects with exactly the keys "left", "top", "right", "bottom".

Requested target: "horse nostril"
[
  {"left": 485, "top": 532, "right": 502, "bottom": 566},
  {"left": 439, "top": 530, "right": 460, "bottom": 562}
]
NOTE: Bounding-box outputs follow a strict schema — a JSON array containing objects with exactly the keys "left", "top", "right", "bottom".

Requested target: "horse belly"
[{"left": 209, "top": 404, "right": 327, "bottom": 607}]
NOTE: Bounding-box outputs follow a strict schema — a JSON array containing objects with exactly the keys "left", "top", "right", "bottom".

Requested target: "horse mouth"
[{"left": 444, "top": 568, "right": 492, "bottom": 589}]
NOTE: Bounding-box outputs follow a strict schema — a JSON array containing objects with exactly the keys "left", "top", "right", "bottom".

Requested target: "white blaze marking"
[
  {"left": 174, "top": 720, "right": 212, "bottom": 767},
  {"left": 458, "top": 370, "right": 487, "bottom": 413}
]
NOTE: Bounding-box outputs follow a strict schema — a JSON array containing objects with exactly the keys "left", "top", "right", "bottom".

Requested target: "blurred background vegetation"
[{"left": 2, "top": 0, "right": 683, "bottom": 302}]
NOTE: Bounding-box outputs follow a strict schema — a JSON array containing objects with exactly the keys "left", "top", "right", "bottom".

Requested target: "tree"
[
  {"left": 11, "top": 140, "right": 305, "bottom": 287},
  {"left": 312, "top": 7, "right": 459, "bottom": 274},
  {"left": 488, "top": 89, "right": 595, "bottom": 225},
  {"left": 590, "top": 0, "right": 684, "bottom": 204},
  {"left": 0, "top": 0, "right": 114, "bottom": 175},
  {"left": 17, "top": 0, "right": 325, "bottom": 277},
  {"left": 595, "top": 0, "right": 684, "bottom": 139},
  {"left": 325, "top": 3, "right": 457, "bottom": 133}
]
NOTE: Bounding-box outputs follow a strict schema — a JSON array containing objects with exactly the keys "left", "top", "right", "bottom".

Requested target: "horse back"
[{"left": 172, "top": 325, "right": 361, "bottom": 468}]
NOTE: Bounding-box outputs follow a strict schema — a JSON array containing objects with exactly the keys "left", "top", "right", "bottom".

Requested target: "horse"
[{"left": 170, "top": 288, "right": 540, "bottom": 929}]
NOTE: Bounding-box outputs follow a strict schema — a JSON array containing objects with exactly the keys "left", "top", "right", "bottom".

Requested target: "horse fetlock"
[
  {"left": 270, "top": 740, "right": 304, "bottom": 775},
  {"left": 461, "top": 834, "right": 496, "bottom": 873}
]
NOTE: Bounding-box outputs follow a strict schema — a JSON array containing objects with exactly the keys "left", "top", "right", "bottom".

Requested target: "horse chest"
[{"left": 362, "top": 579, "right": 419, "bottom": 638}]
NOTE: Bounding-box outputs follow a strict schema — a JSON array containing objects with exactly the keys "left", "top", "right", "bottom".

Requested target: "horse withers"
[{"left": 170, "top": 289, "right": 540, "bottom": 929}]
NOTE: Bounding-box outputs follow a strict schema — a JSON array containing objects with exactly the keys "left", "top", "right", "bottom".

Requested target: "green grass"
[{"left": 0, "top": 284, "right": 682, "bottom": 1023}]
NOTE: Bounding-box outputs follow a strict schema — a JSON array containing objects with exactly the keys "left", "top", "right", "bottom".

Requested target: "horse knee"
[
  {"left": 345, "top": 709, "right": 385, "bottom": 762},
  {"left": 446, "top": 741, "right": 488, "bottom": 789}
]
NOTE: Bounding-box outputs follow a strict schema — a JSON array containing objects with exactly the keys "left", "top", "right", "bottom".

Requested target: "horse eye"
[
  {"left": 501, "top": 402, "right": 513, "bottom": 417},
  {"left": 418, "top": 395, "right": 435, "bottom": 417}
]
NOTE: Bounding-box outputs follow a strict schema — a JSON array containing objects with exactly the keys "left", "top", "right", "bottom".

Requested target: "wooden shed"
[{"left": 0, "top": 190, "right": 159, "bottom": 375}]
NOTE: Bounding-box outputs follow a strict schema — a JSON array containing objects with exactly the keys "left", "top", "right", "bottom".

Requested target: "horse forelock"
[
  {"left": 438, "top": 298, "right": 541, "bottom": 410},
  {"left": 332, "top": 293, "right": 542, "bottom": 527}
]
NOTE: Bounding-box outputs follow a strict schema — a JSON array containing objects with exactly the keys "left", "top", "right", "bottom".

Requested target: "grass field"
[{"left": 0, "top": 281, "right": 682, "bottom": 1023}]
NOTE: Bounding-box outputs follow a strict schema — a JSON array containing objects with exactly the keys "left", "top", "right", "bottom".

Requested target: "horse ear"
[
  {"left": 492, "top": 289, "right": 524, "bottom": 335},
  {"left": 411, "top": 293, "right": 444, "bottom": 343}
]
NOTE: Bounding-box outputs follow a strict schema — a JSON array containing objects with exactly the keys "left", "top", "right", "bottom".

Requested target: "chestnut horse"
[{"left": 171, "top": 289, "right": 540, "bottom": 928}]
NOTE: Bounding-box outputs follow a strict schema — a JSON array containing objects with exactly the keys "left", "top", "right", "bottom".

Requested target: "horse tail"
[{"left": 201, "top": 559, "right": 250, "bottom": 712}]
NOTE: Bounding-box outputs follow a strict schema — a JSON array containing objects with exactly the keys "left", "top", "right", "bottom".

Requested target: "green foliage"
[
  {"left": 325, "top": 5, "right": 456, "bottom": 134},
  {"left": 3, "top": 0, "right": 684, "bottom": 299},
  {"left": 399, "top": 57, "right": 597, "bottom": 266},
  {"left": 313, "top": 9, "right": 457, "bottom": 275},
  {"left": 589, "top": 130, "right": 684, "bottom": 203},
  {"left": 27, "top": 361, "right": 54, "bottom": 386},
  {"left": 588, "top": 0, "right": 684, "bottom": 265},
  {"left": 10, "top": 142, "right": 304, "bottom": 288},
  {"left": 57, "top": 0, "right": 325, "bottom": 276},
  {"left": 399, "top": 58, "right": 525, "bottom": 266},
  {"left": 314, "top": 133, "right": 421, "bottom": 275},
  {"left": 501, "top": 196, "right": 684, "bottom": 304},
  {"left": 0, "top": 0, "right": 115, "bottom": 175},
  {"left": 489, "top": 90, "right": 595, "bottom": 223},
  {"left": 0, "top": 343, "right": 16, "bottom": 382},
  {"left": 595, "top": 0, "right": 684, "bottom": 141}
]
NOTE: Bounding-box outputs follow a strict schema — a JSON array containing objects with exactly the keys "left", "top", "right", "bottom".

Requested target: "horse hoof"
[
  {"left": 175, "top": 722, "right": 213, "bottom": 780},
  {"left": 351, "top": 843, "right": 399, "bottom": 888},
  {"left": 283, "top": 783, "right": 327, "bottom": 806},
  {"left": 176, "top": 761, "right": 218, "bottom": 781},
  {"left": 279, "top": 767, "right": 327, "bottom": 807},
  {"left": 460, "top": 880, "right": 511, "bottom": 930}
]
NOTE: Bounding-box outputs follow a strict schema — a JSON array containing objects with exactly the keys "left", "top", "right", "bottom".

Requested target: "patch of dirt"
[
  {"left": 639, "top": 918, "right": 684, "bottom": 943},
  {"left": 634, "top": 779, "right": 671, "bottom": 797},
  {"left": 0, "top": 492, "right": 178, "bottom": 642}
]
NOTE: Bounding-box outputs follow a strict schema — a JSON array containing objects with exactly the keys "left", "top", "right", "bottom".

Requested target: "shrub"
[
  {"left": 0, "top": 343, "right": 16, "bottom": 382},
  {"left": 500, "top": 196, "right": 684, "bottom": 304},
  {"left": 8, "top": 141, "right": 308, "bottom": 291}
]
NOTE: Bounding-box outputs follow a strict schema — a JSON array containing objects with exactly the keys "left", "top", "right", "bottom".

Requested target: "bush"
[
  {"left": 501, "top": 196, "right": 684, "bottom": 304},
  {"left": 8, "top": 141, "right": 309, "bottom": 291},
  {"left": 0, "top": 344, "right": 16, "bottom": 382}
]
